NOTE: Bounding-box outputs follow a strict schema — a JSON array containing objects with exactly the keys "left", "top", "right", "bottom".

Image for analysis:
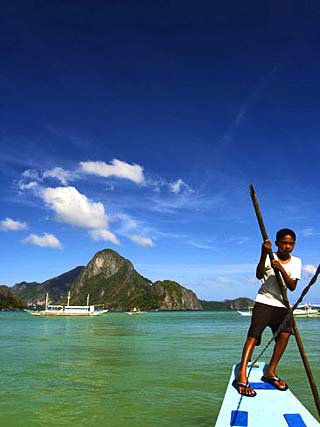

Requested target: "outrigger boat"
[
  {"left": 221, "top": 186, "right": 320, "bottom": 426},
  {"left": 126, "top": 307, "right": 145, "bottom": 315},
  {"left": 237, "top": 307, "right": 253, "bottom": 317},
  {"left": 28, "top": 292, "right": 108, "bottom": 317},
  {"left": 293, "top": 304, "right": 320, "bottom": 318},
  {"left": 237, "top": 303, "right": 320, "bottom": 318},
  {"left": 215, "top": 362, "right": 320, "bottom": 426}
]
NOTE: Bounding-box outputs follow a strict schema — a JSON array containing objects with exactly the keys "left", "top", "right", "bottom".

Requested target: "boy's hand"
[
  {"left": 261, "top": 239, "right": 272, "bottom": 255},
  {"left": 271, "top": 260, "right": 285, "bottom": 274}
]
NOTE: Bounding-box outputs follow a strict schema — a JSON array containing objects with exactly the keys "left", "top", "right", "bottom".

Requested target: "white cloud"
[
  {"left": 17, "top": 169, "right": 42, "bottom": 191},
  {"left": 114, "top": 213, "right": 140, "bottom": 234},
  {"left": 169, "top": 179, "right": 184, "bottom": 194},
  {"left": 303, "top": 265, "right": 317, "bottom": 276},
  {"left": 89, "top": 229, "right": 120, "bottom": 245},
  {"left": 302, "top": 228, "right": 320, "bottom": 237},
  {"left": 224, "top": 236, "right": 250, "bottom": 246},
  {"left": 147, "top": 176, "right": 193, "bottom": 195},
  {"left": 18, "top": 167, "right": 75, "bottom": 189},
  {"left": 189, "top": 241, "right": 213, "bottom": 250},
  {"left": 169, "top": 178, "right": 192, "bottom": 194},
  {"left": 215, "top": 276, "right": 235, "bottom": 284},
  {"left": 43, "top": 167, "right": 75, "bottom": 185},
  {"left": 21, "top": 169, "right": 42, "bottom": 181},
  {"left": 22, "top": 233, "right": 62, "bottom": 249},
  {"left": 130, "top": 235, "right": 155, "bottom": 247},
  {"left": 41, "top": 186, "right": 108, "bottom": 229},
  {"left": 18, "top": 181, "right": 39, "bottom": 191},
  {"left": 80, "top": 159, "right": 145, "bottom": 184},
  {"left": 1, "top": 218, "right": 27, "bottom": 231}
]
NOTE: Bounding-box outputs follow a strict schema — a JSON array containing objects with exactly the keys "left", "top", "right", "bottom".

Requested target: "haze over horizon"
[{"left": 1, "top": 1, "right": 319, "bottom": 303}]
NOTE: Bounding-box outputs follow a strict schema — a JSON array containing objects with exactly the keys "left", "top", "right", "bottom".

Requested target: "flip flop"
[
  {"left": 261, "top": 375, "right": 288, "bottom": 391},
  {"left": 232, "top": 379, "right": 257, "bottom": 397}
]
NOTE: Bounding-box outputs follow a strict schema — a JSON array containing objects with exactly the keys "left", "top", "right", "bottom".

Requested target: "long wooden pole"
[{"left": 250, "top": 184, "right": 320, "bottom": 418}]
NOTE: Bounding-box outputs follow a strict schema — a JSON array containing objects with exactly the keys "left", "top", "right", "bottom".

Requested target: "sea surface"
[{"left": 0, "top": 310, "right": 319, "bottom": 426}]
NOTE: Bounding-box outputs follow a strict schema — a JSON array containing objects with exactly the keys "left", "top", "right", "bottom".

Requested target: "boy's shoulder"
[{"left": 290, "top": 254, "right": 301, "bottom": 263}]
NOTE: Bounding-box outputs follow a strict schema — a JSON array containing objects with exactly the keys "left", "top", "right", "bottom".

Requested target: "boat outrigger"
[{"left": 27, "top": 292, "right": 108, "bottom": 317}]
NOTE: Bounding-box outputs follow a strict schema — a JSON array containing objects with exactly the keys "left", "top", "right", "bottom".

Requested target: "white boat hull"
[
  {"left": 293, "top": 307, "right": 320, "bottom": 318},
  {"left": 215, "top": 362, "right": 320, "bottom": 426},
  {"left": 237, "top": 310, "right": 252, "bottom": 317},
  {"left": 127, "top": 311, "right": 145, "bottom": 315},
  {"left": 30, "top": 310, "right": 108, "bottom": 317}
]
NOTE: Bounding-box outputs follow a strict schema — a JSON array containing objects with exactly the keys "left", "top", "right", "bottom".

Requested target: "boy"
[{"left": 233, "top": 228, "right": 302, "bottom": 397}]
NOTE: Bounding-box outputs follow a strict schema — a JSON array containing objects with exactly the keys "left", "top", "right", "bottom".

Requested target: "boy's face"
[{"left": 275, "top": 234, "right": 295, "bottom": 256}]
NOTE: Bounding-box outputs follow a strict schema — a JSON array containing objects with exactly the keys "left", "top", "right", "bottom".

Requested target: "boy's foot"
[
  {"left": 232, "top": 379, "right": 257, "bottom": 397},
  {"left": 261, "top": 375, "right": 288, "bottom": 391}
]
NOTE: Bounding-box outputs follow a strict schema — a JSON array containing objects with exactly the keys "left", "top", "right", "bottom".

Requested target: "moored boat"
[
  {"left": 293, "top": 304, "right": 320, "bottom": 318},
  {"left": 127, "top": 307, "right": 145, "bottom": 315},
  {"left": 27, "top": 292, "right": 108, "bottom": 317},
  {"left": 237, "top": 304, "right": 320, "bottom": 318},
  {"left": 237, "top": 307, "right": 253, "bottom": 316}
]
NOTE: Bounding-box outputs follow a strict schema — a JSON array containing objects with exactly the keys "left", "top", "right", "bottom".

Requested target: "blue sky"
[{"left": 1, "top": 1, "right": 319, "bottom": 302}]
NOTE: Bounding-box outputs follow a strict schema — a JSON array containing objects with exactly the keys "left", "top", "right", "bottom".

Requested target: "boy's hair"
[{"left": 276, "top": 228, "right": 296, "bottom": 242}]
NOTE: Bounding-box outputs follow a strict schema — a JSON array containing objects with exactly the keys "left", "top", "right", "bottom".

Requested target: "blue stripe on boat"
[
  {"left": 250, "top": 382, "right": 275, "bottom": 389},
  {"left": 284, "top": 414, "right": 307, "bottom": 427},
  {"left": 230, "top": 410, "right": 248, "bottom": 426}
]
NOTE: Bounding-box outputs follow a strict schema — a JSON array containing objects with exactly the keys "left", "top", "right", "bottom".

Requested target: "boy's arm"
[
  {"left": 271, "top": 260, "right": 298, "bottom": 291},
  {"left": 256, "top": 239, "right": 272, "bottom": 279}
]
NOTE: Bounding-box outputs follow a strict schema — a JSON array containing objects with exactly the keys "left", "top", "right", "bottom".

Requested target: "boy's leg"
[
  {"left": 264, "top": 331, "right": 290, "bottom": 389},
  {"left": 234, "top": 302, "right": 267, "bottom": 396},
  {"left": 236, "top": 336, "right": 257, "bottom": 396}
]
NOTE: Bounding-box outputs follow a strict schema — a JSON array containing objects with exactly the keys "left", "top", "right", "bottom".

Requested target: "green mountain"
[
  {"left": 200, "top": 297, "right": 255, "bottom": 310},
  {"left": 0, "top": 285, "right": 26, "bottom": 310},
  {"left": 152, "top": 280, "right": 201, "bottom": 310},
  {"left": 11, "top": 266, "right": 84, "bottom": 306},
  {"left": 11, "top": 249, "right": 202, "bottom": 311},
  {"left": 70, "top": 249, "right": 202, "bottom": 311}
]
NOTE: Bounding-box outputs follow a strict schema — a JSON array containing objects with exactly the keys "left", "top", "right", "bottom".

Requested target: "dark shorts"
[{"left": 247, "top": 302, "right": 292, "bottom": 346}]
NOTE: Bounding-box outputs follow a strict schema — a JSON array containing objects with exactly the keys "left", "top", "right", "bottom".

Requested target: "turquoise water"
[{"left": 0, "top": 311, "right": 319, "bottom": 426}]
